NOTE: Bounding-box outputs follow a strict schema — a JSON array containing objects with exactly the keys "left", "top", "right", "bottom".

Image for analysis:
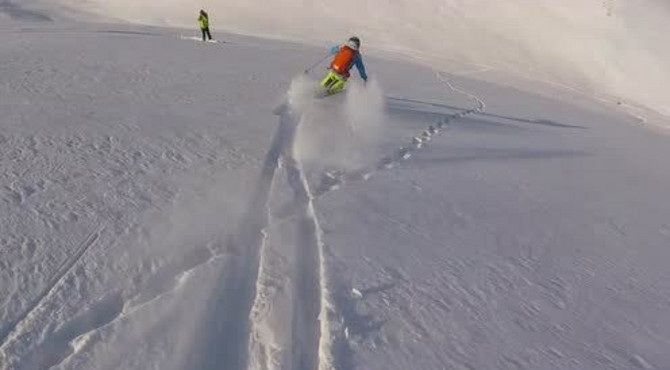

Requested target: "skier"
[
  {"left": 198, "top": 9, "right": 213, "bottom": 42},
  {"left": 320, "top": 36, "right": 368, "bottom": 95}
]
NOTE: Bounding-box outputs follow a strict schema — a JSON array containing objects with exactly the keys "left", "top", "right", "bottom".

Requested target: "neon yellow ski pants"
[{"left": 320, "top": 70, "right": 347, "bottom": 95}]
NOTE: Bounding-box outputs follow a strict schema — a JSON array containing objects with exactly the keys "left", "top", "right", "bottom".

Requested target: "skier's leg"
[
  {"left": 206, "top": 28, "right": 213, "bottom": 40},
  {"left": 330, "top": 78, "right": 346, "bottom": 94},
  {"left": 321, "top": 71, "right": 337, "bottom": 89},
  {"left": 325, "top": 73, "right": 346, "bottom": 94},
  {"left": 320, "top": 72, "right": 332, "bottom": 87},
  {"left": 318, "top": 72, "right": 334, "bottom": 97},
  {"left": 201, "top": 28, "right": 206, "bottom": 41},
  {"left": 319, "top": 71, "right": 348, "bottom": 95}
]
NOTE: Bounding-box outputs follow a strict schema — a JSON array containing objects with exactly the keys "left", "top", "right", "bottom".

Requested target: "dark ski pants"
[{"left": 201, "top": 27, "right": 213, "bottom": 41}]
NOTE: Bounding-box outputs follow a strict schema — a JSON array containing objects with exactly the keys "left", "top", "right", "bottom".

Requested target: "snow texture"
[{"left": 1, "top": 1, "right": 670, "bottom": 370}]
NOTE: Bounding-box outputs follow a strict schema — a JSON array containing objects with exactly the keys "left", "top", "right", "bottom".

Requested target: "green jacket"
[{"left": 198, "top": 14, "right": 209, "bottom": 29}]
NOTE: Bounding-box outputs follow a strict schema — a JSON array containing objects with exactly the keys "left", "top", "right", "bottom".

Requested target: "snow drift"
[{"left": 47, "top": 0, "right": 670, "bottom": 122}]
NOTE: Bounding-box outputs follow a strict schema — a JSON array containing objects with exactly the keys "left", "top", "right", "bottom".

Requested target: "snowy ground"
[{"left": 2, "top": 2, "right": 670, "bottom": 370}]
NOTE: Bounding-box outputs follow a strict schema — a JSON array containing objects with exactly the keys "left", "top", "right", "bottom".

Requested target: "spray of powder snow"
[{"left": 286, "top": 75, "right": 385, "bottom": 172}]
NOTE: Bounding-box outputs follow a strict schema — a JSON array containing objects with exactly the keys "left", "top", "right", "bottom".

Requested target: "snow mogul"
[{"left": 320, "top": 36, "right": 368, "bottom": 95}]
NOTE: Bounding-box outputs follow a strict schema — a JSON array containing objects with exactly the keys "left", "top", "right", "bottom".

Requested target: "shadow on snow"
[{"left": 386, "top": 96, "right": 587, "bottom": 130}]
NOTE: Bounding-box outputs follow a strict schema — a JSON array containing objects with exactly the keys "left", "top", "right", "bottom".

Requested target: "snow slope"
[
  {"left": 2, "top": 2, "right": 670, "bottom": 370},
  {"left": 44, "top": 0, "right": 670, "bottom": 127}
]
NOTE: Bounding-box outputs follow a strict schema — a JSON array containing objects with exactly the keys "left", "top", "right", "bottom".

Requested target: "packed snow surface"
[{"left": 2, "top": 1, "right": 670, "bottom": 370}]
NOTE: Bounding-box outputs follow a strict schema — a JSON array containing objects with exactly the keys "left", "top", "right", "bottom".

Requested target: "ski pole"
[{"left": 303, "top": 53, "right": 331, "bottom": 75}]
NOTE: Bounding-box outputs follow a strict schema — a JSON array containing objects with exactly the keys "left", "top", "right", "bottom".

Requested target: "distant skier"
[
  {"left": 320, "top": 36, "right": 368, "bottom": 95},
  {"left": 198, "top": 9, "right": 213, "bottom": 42}
]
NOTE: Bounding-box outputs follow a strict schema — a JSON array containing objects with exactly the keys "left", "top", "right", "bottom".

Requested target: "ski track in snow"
[
  {"left": 246, "top": 104, "right": 328, "bottom": 370},
  {"left": 241, "top": 71, "right": 489, "bottom": 370},
  {"left": 0, "top": 89, "right": 329, "bottom": 370},
  {"left": 239, "top": 71, "right": 488, "bottom": 370},
  {"left": 279, "top": 118, "right": 323, "bottom": 370},
  {"left": 306, "top": 71, "right": 488, "bottom": 369},
  {"left": 0, "top": 146, "right": 249, "bottom": 368},
  {"left": 182, "top": 107, "right": 288, "bottom": 370},
  {"left": 241, "top": 74, "right": 483, "bottom": 368},
  {"left": 314, "top": 71, "right": 486, "bottom": 198},
  {"left": 0, "top": 227, "right": 103, "bottom": 352},
  {"left": 9, "top": 292, "right": 124, "bottom": 370},
  {"left": 173, "top": 98, "right": 328, "bottom": 370}
]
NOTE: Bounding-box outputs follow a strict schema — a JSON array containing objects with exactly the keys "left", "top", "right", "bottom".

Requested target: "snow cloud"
[{"left": 287, "top": 75, "right": 385, "bottom": 172}]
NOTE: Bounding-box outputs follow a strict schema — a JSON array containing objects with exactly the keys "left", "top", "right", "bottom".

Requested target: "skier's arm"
[
  {"left": 330, "top": 45, "right": 340, "bottom": 55},
  {"left": 354, "top": 54, "right": 368, "bottom": 81}
]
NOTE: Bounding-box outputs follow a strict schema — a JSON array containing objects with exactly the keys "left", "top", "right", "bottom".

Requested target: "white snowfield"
[
  {"left": 1, "top": 2, "right": 670, "bottom": 370},
  {"left": 49, "top": 0, "right": 670, "bottom": 127}
]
